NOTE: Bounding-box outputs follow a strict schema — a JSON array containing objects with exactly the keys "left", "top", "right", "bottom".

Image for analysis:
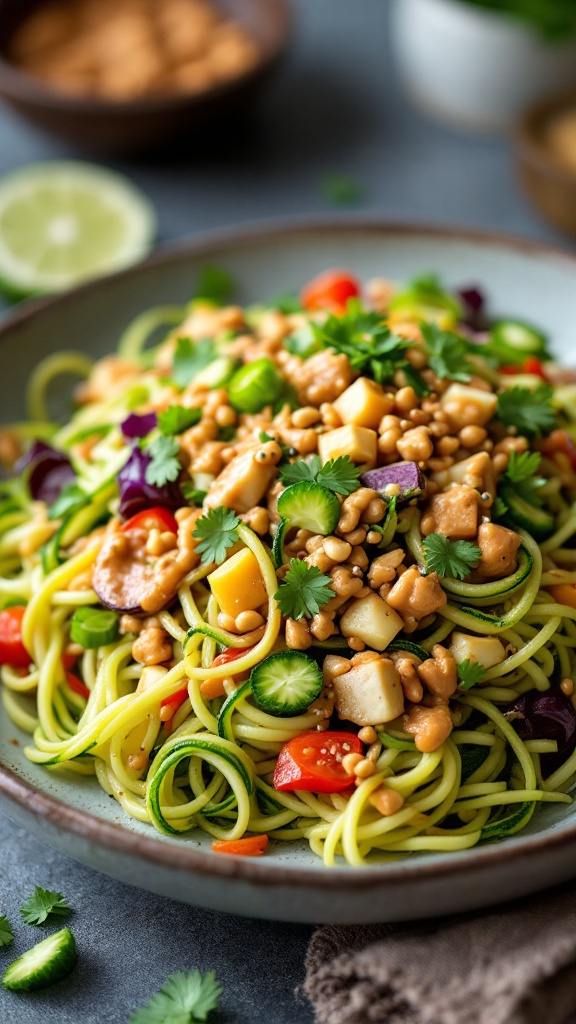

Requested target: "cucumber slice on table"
[
  {"left": 251, "top": 650, "right": 323, "bottom": 716},
  {"left": 2, "top": 927, "right": 77, "bottom": 992}
]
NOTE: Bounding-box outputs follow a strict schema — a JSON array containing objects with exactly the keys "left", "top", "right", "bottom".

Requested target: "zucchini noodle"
[{"left": 2, "top": 269, "right": 576, "bottom": 867}]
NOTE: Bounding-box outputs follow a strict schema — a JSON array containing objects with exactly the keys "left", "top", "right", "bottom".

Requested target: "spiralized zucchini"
[{"left": 2, "top": 275, "right": 576, "bottom": 868}]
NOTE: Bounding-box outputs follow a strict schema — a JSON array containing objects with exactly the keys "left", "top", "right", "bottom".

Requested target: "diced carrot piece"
[{"left": 211, "top": 834, "right": 269, "bottom": 856}]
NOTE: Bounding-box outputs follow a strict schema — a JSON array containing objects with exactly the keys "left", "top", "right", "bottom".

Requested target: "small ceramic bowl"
[
  {"left": 516, "top": 89, "right": 576, "bottom": 238},
  {"left": 0, "top": 0, "right": 292, "bottom": 154}
]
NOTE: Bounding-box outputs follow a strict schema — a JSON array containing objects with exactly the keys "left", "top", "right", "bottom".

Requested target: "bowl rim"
[
  {"left": 0, "top": 0, "right": 293, "bottom": 113},
  {"left": 2, "top": 215, "right": 576, "bottom": 890},
  {"left": 516, "top": 86, "right": 576, "bottom": 187}
]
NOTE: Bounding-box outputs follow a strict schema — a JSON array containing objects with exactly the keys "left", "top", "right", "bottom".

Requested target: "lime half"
[{"left": 0, "top": 162, "right": 156, "bottom": 298}]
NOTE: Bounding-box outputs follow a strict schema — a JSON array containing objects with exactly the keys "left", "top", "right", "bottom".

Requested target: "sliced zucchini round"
[
  {"left": 251, "top": 650, "right": 322, "bottom": 717},
  {"left": 490, "top": 319, "right": 548, "bottom": 363},
  {"left": 2, "top": 927, "right": 77, "bottom": 992},
  {"left": 277, "top": 481, "right": 340, "bottom": 535}
]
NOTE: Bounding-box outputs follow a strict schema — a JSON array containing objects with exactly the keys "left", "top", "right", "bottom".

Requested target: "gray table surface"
[{"left": 0, "top": 2, "right": 572, "bottom": 1022}]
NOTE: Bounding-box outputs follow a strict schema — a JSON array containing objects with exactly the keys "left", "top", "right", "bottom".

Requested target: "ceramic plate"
[{"left": 2, "top": 220, "right": 576, "bottom": 925}]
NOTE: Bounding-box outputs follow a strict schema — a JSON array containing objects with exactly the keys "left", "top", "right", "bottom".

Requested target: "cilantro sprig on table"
[
  {"left": 496, "top": 384, "right": 556, "bottom": 438},
  {"left": 423, "top": 533, "right": 482, "bottom": 580},
  {"left": 457, "top": 659, "right": 486, "bottom": 691},
  {"left": 129, "top": 968, "right": 222, "bottom": 1024},
  {"left": 0, "top": 915, "right": 14, "bottom": 948},
  {"left": 20, "top": 886, "right": 71, "bottom": 926},
  {"left": 192, "top": 507, "right": 240, "bottom": 565},
  {"left": 274, "top": 558, "right": 333, "bottom": 620},
  {"left": 311, "top": 301, "right": 427, "bottom": 394}
]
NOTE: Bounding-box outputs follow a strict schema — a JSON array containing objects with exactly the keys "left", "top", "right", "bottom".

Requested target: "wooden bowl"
[
  {"left": 0, "top": 0, "right": 292, "bottom": 154},
  {"left": 516, "top": 88, "right": 576, "bottom": 238}
]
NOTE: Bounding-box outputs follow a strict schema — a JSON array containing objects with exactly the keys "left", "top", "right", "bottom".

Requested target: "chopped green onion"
[
  {"left": 70, "top": 607, "right": 119, "bottom": 649},
  {"left": 228, "top": 358, "right": 285, "bottom": 413}
]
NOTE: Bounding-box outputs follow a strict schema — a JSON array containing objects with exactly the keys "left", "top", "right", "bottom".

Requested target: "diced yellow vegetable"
[
  {"left": 333, "top": 658, "right": 404, "bottom": 726},
  {"left": 440, "top": 383, "right": 497, "bottom": 430},
  {"left": 332, "top": 377, "right": 392, "bottom": 429},
  {"left": 208, "top": 547, "right": 267, "bottom": 618},
  {"left": 449, "top": 632, "right": 506, "bottom": 669},
  {"left": 318, "top": 424, "right": 377, "bottom": 468},
  {"left": 339, "top": 592, "right": 403, "bottom": 650}
]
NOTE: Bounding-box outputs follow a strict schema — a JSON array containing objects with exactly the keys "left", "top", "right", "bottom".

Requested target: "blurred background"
[{"left": 0, "top": 0, "right": 575, "bottom": 285}]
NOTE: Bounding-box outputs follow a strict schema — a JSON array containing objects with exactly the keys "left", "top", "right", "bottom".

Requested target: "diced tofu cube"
[
  {"left": 333, "top": 658, "right": 404, "bottom": 726},
  {"left": 332, "top": 377, "right": 392, "bottom": 429},
  {"left": 318, "top": 424, "right": 377, "bottom": 468},
  {"left": 440, "top": 383, "right": 497, "bottom": 431},
  {"left": 449, "top": 632, "right": 506, "bottom": 669},
  {"left": 204, "top": 446, "right": 276, "bottom": 513},
  {"left": 420, "top": 484, "right": 480, "bottom": 540},
  {"left": 339, "top": 592, "right": 403, "bottom": 650},
  {"left": 208, "top": 547, "right": 267, "bottom": 618},
  {"left": 386, "top": 565, "right": 447, "bottom": 622}
]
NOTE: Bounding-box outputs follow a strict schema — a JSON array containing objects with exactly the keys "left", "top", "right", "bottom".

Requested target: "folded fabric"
[{"left": 303, "top": 882, "right": 576, "bottom": 1024}]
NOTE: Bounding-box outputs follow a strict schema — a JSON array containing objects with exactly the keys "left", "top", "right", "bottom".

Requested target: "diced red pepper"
[
  {"left": 0, "top": 606, "right": 30, "bottom": 669},
  {"left": 301, "top": 270, "right": 360, "bottom": 315},
  {"left": 501, "top": 357, "right": 547, "bottom": 380},
  {"left": 121, "top": 506, "right": 178, "bottom": 535},
  {"left": 212, "top": 646, "right": 254, "bottom": 668},
  {"left": 65, "top": 670, "right": 90, "bottom": 700},
  {"left": 160, "top": 686, "right": 189, "bottom": 712},
  {"left": 273, "top": 730, "right": 363, "bottom": 793}
]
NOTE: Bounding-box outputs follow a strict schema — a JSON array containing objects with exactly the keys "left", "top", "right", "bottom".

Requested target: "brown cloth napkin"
[{"left": 303, "top": 882, "right": 576, "bottom": 1024}]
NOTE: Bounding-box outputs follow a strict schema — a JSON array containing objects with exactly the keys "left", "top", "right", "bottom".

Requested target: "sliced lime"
[{"left": 0, "top": 161, "right": 156, "bottom": 298}]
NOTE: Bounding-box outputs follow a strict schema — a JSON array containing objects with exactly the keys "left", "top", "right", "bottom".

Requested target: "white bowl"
[{"left": 390, "top": 0, "right": 576, "bottom": 133}]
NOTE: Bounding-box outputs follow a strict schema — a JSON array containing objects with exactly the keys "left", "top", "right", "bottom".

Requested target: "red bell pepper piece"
[
  {"left": 65, "top": 670, "right": 90, "bottom": 700},
  {"left": 301, "top": 269, "right": 360, "bottom": 315},
  {"left": 273, "top": 730, "right": 363, "bottom": 793},
  {"left": 121, "top": 506, "right": 178, "bottom": 535},
  {"left": 0, "top": 606, "right": 30, "bottom": 669}
]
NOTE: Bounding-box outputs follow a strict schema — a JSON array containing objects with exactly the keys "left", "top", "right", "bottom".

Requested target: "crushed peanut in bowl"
[{"left": 7, "top": 0, "right": 261, "bottom": 102}]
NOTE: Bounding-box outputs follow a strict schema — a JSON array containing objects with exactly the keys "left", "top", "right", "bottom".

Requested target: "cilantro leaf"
[
  {"left": 312, "top": 301, "right": 418, "bottom": 387},
  {"left": 180, "top": 483, "right": 207, "bottom": 506},
  {"left": 283, "top": 325, "right": 323, "bottom": 358},
  {"left": 172, "top": 338, "right": 217, "bottom": 390},
  {"left": 423, "top": 533, "right": 482, "bottom": 580},
  {"left": 192, "top": 506, "right": 240, "bottom": 564},
  {"left": 274, "top": 558, "right": 333, "bottom": 619},
  {"left": 457, "top": 659, "right": 485, "bottom": 691},
  {"left": 157, "top": 406, "right": 202, "bottom": 436},
  {"left": 129, "top": 968, "right": 222, "bottom": 1024},
  {"left": 321, "top": 173, "right": 363, "bottom": 207},
  {"left": 502, "top": 450, "right": 546, "bottom": 505},
  {"left": 195, "top": 264, "right": 234, "bottom": 305},
  {"left": 496, "top": 384, "right": 556, "bottom": 438},
  {"left": 279, "top": 454, "right": 361, "bottom": 496},
  {"left": 20, "top": 886, "right": 71, "bottom": 926},
  {"left": 421, "top": 322, "right": 473, "bottom": 383},
  {"left": 144, "top": 436, "right": 181, "bottom": 487},
  {"left": 493, "top": 496, "right": 508, "bottom": 519},
  {"left": 48, "top": 483, "right": 85, "bottom": 521},
  {"left": 0, "top": 915, "right": 14, "bottom": 947}
]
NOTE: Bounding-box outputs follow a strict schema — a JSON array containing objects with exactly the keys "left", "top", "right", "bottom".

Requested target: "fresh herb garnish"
[
  {"left": 180, "top": 483, "right": 207, "bottom": 506},
  {"left": 504, "top": 450, "right": 546, "bottom": 500},
  {"left": 157, "top": 405, "right": 202, "bottom": 436},
  {"left": 129, "top": 968, "right": 222, "bottom": 1024},
  {"left": 421, "top": 322, "right": 473, "bottom": 383},
  {"left": 321, "top": 173, "right": 363, "bottom": 206},
  {"left": 195, "top": 264, "right": 234, "bottom": 305},
  {"left": 283, "top": 325, "right": 323, "bottom": 359},
  {"left": 144, "top": 436, "right": 181, "bottom": 487},
  {"left": 279, "top": 454, "right": 361, "bottom": 496},
  {"left": 312, "top": 301, "right": 426, "bottom": 392},
  {"left": 172, "top": 337, "right": 217, "bottom": 390},
  {"left": 48, "top": 483, "right": 85, "bottom": 521},
  {"left": 192, "top": 506, "right": 240, "bottom": 564},
  {"left": 20, "top": 887, "right": 71, "bottom": 926},
  {"left": 274, "top": 558, "right": 334, "bottom": 620},
  {"left": 457, "top": 659, "right": 485, "bottom": 691},
  {"left": 423, "top": 533, "right": 482, "bottom": 580},
  {"left": 0, "top": 915, "right": 14, "bottom": 948},
  {"left": 495, "top": 384, "right": 556, "bottom": 438}
]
